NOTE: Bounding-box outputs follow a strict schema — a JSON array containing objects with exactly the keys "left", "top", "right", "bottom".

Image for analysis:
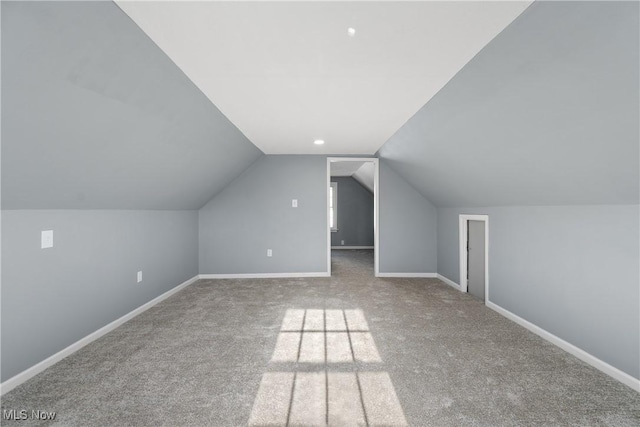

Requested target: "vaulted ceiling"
[
  {"left": 115, "top": 0, "right": 531, "bottom": 154},
  {"left": 2, "top": 1, "right": 262, "bottom": 209},
  {"left": 378, "top": 1, "right": 639, "bottom": 207},
  {"left": 2, "top": 1, "right": 637, "bottom": 210},
  {"left": 330, "top": 161, "right": 374, "bottom": 193}
]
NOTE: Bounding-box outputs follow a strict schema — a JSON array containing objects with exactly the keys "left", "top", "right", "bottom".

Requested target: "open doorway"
[
  {"left": 459, "top": 214, "right": 489, "bottom": 302},
  {"left": 327, "top": 158, "right": 379, "bottom": 276}
]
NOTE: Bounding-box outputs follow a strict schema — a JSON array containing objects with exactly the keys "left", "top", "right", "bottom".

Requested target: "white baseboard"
[
  {"left": 437, "top": 274, "right": 461, "bottom": 290},
  {"left": 486, "top": 301, "right": 640, "bottom": 392},
  {"left": 331, "top": 246, "right": 374, "bottom": 250},
  {"left": 199, "top": 272, "right": 330, "bottom": 279},
  {"left": 0, "top": 275, "right": 200, "bottom": 396},
  {"left": 377, "top": 272, "right": 437, "bottom": 278}
]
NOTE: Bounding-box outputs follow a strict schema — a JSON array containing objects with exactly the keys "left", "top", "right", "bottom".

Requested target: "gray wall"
[
  {"left": 437, "top": 205, "right": 640, "bottom": 379},
  {"left": 378, "top": 1, "right": 638, "bottom": 207},
  {"left": 330, "top": 177, "right": 374, "bottom": 247},
  {"left": 379, "top": 161, "right": 437, "bottom": 274},
  {"left": 1, "top": 210, "right": 199, "bottom": 382},
  {"left": 199, "top": 156, "right": 327, "bottom": 274},
  {"left": 2, "top": 1, "right": 262, "bottom": 210}
]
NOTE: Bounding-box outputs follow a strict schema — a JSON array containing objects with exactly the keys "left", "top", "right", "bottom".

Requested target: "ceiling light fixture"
[
  {"left": 314, "top": 139, "right": 325, "bottom": 145},
  {"left": 347, "top": 27, "right": 356, "bottom": 37}
]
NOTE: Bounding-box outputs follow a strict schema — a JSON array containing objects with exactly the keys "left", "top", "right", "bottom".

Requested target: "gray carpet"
[{"left": 1, "top": 250, "right": 639, "bottom": 426}]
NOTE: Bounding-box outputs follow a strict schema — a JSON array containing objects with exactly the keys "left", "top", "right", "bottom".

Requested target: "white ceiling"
[
  {"left": 352, "top": 162, "right": 375, "bottom": 193},
  {"left": 116, "top": 0, "right": 531, "bottom": 155},
  {"left": 330, "top": 161, "right": 375, "bottom": 193},
  {"left": 330, "top": 161, "right": 367, "bottom": 177}
]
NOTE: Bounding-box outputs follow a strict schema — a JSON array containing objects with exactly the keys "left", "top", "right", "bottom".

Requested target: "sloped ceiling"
[
  {"left": 115, "top": 0, "right": 531, "bottom": 154},
  {"left": 330, "top": 161, "right": 374, "bottom": 193},
  {"left": 1, "top": 1, "right": 263, "bottom": 210},
  {"left": 4, "top": 1, "right": 636, "bottom": 211},
  {"left": 352, "top": 163, "right": 375, "bottom": 194},
  {"left": 330, "top": 161, "right": 367, "bottom": 177},
  {"left": 378, "top": 1, "right": 639, "bottom": 207}
]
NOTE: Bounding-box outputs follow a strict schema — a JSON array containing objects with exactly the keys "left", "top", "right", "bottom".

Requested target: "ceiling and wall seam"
[
  {"left": 115, "top": 0, "right": 532, "bottom": 155},
  {"left": 2, "top": 1, "right": 263, "bottom": 210},
  {"left": 375, "top": 2, "right": 536, "bottom": 163},
  {"left": 377, "top": 1, "right": 639, "bottom": 208},
  {"left": 113, "top": 0, "right": 264, "bottom": 156}
]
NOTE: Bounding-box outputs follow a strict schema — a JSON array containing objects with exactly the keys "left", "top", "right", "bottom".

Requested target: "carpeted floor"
[{"left": 1, "top": 250, "right": 639, "bottom": 426}]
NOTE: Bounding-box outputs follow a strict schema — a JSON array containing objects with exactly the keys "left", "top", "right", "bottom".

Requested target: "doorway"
[
  {"left": 327, "top": 158, "right": 379, "bottom": 276},
  {"left": 459, "top": 215, "right": 489, "bottom": 302}
]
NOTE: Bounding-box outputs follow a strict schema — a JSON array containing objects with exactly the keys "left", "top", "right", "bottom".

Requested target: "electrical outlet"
[
  {"left": 292, "top": 199, "right": 298, "bottom": 208},
  {"left": 267, "top": 249, "right": 273, "bottom": 257},
  {"left": 41, "top": 230, "right": 53, "bottom": 249},
  {"left": 341, "top": 240, "right": 345, "bottom": 245},
  {"left": 137, "top": 271, "right": 142, "bottom": 283}
]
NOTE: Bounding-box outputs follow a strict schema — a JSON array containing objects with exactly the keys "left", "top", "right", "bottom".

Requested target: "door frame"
[
  {"left": 459, "top": 214, "right": 489, "bottom": 302},
  {"left": 327, "top": 157, "right": 380, "bottom": 277}
]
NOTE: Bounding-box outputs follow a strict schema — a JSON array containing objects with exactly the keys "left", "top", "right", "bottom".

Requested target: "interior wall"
[
  {"left": 377, "top": 1, "right": 638, "bottom": 208},
  {"left": 199, "top": 155, "right": 327, "bottom": 274},
  {"left": 437, "top": 204, "right": 640, "bottom": 380},
  {"left": 330, "top": 177, "right": 374, "bottom": 247},
  {"left": 379, "top": 160, "right": 437, "bottom": 274},
  {"left": 2, "top": 1, "right": 262, "bottom": 210},
  {"left": 1, "top": 209, "right": 199, "bottom": 382}
]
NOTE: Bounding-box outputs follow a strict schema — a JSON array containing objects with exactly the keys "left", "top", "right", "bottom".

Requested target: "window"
[{"left": 330, "top": 182, "right": 338, "bottom": 231}]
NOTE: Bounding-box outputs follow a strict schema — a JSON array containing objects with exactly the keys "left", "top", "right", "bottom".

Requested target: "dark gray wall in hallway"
[
  {"left": 1, "top": 210, "right": 199, "bottom": 382},
  {"left": 379, "top": 161, "right": 437, "bottom": 273},
  {"left": 1, "top": 1, "right": 262, "bottom": 210},
  {"left": 199, "top": 156, "right": 327, "bottom": 274},
  {"left": 437, "top": 205, "right": 640, "bottom": 379},
  {"left": 330, "top": 177, "right": 374, "bottom": 247}
]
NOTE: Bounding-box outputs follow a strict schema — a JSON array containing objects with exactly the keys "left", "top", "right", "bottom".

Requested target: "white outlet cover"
[
  {"left": 292, "top": 199, "right": 298, "bottom": 208},
  {"left": 137, "top": 271, "right": 143, "bottom": 283},
  {"left": 267, "top": 249, "right": 273, "bottom": 257},
  {"left": 41, "top": 230, "right": 53, "bottom": 249}
]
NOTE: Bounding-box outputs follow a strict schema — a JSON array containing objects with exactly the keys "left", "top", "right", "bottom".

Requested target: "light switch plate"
[
  {"left": 41, "top": 230, "right": 53, "bottom": 249},
  {"left": 137, "top": 271, "right": 142, "bottom": 283}
]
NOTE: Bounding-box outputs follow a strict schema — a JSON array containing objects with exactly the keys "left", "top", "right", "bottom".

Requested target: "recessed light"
[
  {"left": 347, "top": 27, "right": 356, "bottom": 37},
  {"left": 314, "top": 139, "right": 325, "bottom": 145}
]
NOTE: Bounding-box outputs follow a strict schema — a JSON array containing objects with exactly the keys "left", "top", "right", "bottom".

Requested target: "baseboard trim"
[
  {"left": 0, "top": 275, "right": 200, "bottom": 396},
  {"left": 331, "top": 246, "right": 374, "bottom": 250},
  {"left": 199, "top": 272, "right": 330, "bottom": 279},
  {"left": 437, "top": 274, "right": 461, "bottom": 290},
  {"left": 377, "top": 272, "right": 437, "bottom": 278},
  {"left": 486, "top": 301, "right": 640, "bottom": 392}
]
